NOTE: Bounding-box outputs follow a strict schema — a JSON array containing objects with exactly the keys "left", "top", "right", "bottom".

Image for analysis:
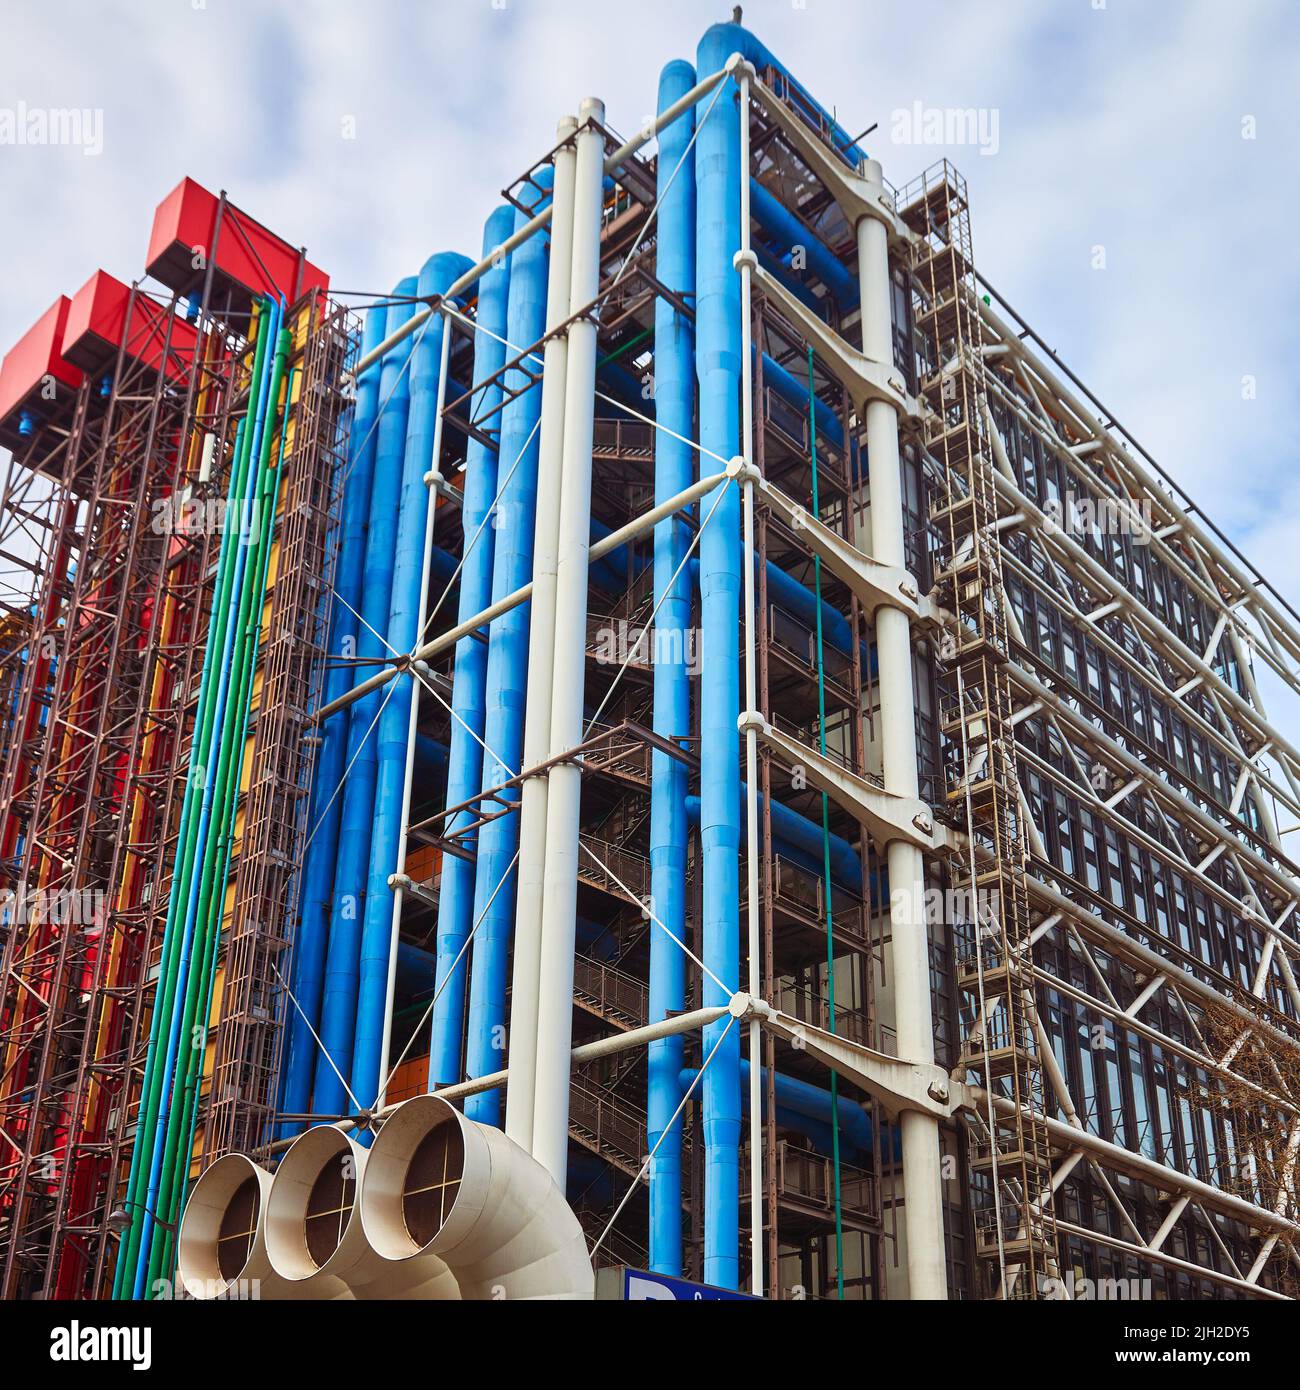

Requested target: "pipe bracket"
[
  {"left": 738, "top": 710, "right": 937, "bottom": 852},
  {"left": 751, "top": 263, "right": 919, "bottom": 421},
  {"left": 754, "top": 474, "right": 918, "bottom": 620},
  {"left": 748, "top": 74, "right": 915, "bottom": 251},
  {"left": 760, "top": 1007, "right": 970, "bottom": 1120}
]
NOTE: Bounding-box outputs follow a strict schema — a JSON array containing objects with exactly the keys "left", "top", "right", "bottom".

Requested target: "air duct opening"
[
  {"left": 264, "top": 1124, "right": 363, "bottom": 1285},
  {"left": 359, "top": 1094, "right": 594, "bottom": 1299},
  {"left": 306, "top": 1154, "right": 356, "bottom": 1267},
  {"left": 217, "top": 1176, "right": 260, "bottom": 1282},
  {"left": 176, "top": 1153, "right": 282, "bottom": 1299},
  {"left": 403, "top": 1123, "right": 463, "bottom": 1247}
]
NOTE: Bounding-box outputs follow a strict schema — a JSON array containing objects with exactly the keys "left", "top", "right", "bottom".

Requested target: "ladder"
[{"left": 903, "top": 161, "right": 1059, "bottom": 1299}]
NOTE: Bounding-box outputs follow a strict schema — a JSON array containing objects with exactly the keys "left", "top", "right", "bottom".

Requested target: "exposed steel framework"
[
  {"left": 204, "top": 298, "right": 355, "bottom": 1163},
  {"left": 0, "top": 273, "right": 243, "bottom": 1298},
  {"left": 2, "top": 50, "right": 1297, "bottom": 1305}
]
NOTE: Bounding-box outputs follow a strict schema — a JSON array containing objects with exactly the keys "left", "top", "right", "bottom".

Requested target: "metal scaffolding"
[{"left": 0, "top": 279, "right": 241, "bottom": 1298}]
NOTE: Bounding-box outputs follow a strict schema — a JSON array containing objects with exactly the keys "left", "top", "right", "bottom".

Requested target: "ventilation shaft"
[{"left": 177, "top": 1097, "right": 593, "bottom": 1299}]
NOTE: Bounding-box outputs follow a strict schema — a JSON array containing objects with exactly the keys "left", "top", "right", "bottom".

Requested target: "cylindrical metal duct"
[
  {"left": 175, "top": 1154, "right": 291, "bottom": 1301},
  {"left": 359, "top": 1095, "right": 594, "bottom": 1300},
  {"left": 263, "top": 1125, "right": 459, "bottom": 1300}
]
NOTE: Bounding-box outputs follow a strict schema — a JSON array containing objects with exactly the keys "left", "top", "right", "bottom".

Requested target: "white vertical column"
[
  {"left": 505, "top": 115, "right": 579, "bottom": 1150},
  {"left": 857, "top": 160, "right": 948, "bottom": 1301},
  {"left": 735, "top": 63, "right": 764, "bottom": 1299},
  {"left": 531, "top": 97, "right": 606, "bottom": 1185}
]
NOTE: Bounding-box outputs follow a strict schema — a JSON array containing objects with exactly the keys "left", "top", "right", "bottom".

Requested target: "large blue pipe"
[
  {"left": 647, "top": 56, "right": 696, "bottom": 1278},
  {"left": 279, "top": 305, "right": 386, "bottom": 1136},
  {"left": 429, "top": 208, "right": 515, "bottom": 1089},
  {"left": 685, "top": 555, "right": 856, "bottom": 658},
  {"left": 695, "top": 27, "right": 744, "bottom": 1290},
  {"left": 351, "top": 251, "right": 474, "bottom": 1111},
  {"left": 463, "top": 179, "right": 551, "bottom": 1123},
  {"left": 757, "top": 346, "right": 845, "bottom": 450},
  {"left": 686, "top": 790, "right": 861, "bottom": 892},
  {"left": 680, "top": 1063, "right": 873, "bottom": 1151},
  {"left": 313, "top": 281, "right": 419, "bottom": 1119},
  {"left": 695, "top": 17, "right": 868, "bottom": 1289},
  {"left": 748, "top": 178, "right": 858, "bottom": 308}
]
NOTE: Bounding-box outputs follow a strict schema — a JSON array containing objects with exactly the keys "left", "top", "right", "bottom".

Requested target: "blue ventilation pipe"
[
  {"left": 351, "top": 251, "right": 474, "bottom": 1112},
  {"left": 748, "top": 178, "right": 858, "bottom": 308},
  {"left": 695, "top": 28, "right": 743, "bottom": 1290},
  {"left": 463, "top": 179, "right": 551, "bottom": 1122},
  {"left": 695, "top": 16, "right": 870, "bottom": 1289},
  {"left": 686, "top": 791, "right": 862, "bottom": 892},
  {"left": 679, "top": 1063, "right": 874, "bottom": 1151},
  {"left": 279, "top": 305, "right": 386, "bottom": 1136},
  {"left": 427, "top": 208, "right": 515, "bottom": 1090},
  {"left": 313, "top": 281, "right": 419, "bottom": 1119},
  {"left": 756, "top": 346, "right": 845, "bottom": 450},
  {"left": 647, "top": 56, "right": 696, "bottom": 1277},
  {"left": 685, "top": 555, "right": 858, "bottom": 661}
]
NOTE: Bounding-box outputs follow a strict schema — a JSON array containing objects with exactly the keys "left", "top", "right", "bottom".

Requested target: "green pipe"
[
  {"left": 118, "top": 307, "right": 271, "bottom": 1295},
  {"left": 165, "top": 360, "right": 296, "bottom": 1274},
  {"left": 113, "top": 308, "right": 272, "bottom": 1297},
  {"left": 807, "top": 345, "right": 845, "bottom": 1300},
  {"left": 151, "top": 356, "right": 295, "bottom": 1287},
  {"left": 145, "top": 327, "right": 292, "bottom": 1292},
  {"left": 142, "top": 322, "right": 283, "bottom": 1289},
  {"left": 116, "top": 336, "right": 266, "bottom": 1298}
]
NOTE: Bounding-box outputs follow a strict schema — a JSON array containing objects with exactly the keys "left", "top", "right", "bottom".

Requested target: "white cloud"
[{"left": 1, "top": 0, "right": 1296, "bottom": 608}]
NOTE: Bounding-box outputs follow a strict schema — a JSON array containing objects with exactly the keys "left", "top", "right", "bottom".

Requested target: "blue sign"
[{"left": 620, "top": 1269, "right": 759, "bottom": 1301}]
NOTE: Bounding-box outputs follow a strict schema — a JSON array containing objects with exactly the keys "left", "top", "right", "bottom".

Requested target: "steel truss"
[
  {"left": 733, "top": 61, "right": 1299, "bottom": 1298},
  {"left": 911, "top": 169, "right": 1300, "bottom": 1297}
]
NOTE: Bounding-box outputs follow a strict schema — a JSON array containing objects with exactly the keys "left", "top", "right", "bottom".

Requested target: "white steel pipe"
[
  {"left": 507, "top": 114, "right": 579, "bottom": 1149},
  {"left": 736, "top": 66, "right": 764, "bottom": 1299},
  {"left": 857, "top": 162, "right": 948, "bottom": 1301},
  {"left": 531, "top": 97, "right": 606, "bottom": 1185},
  {"left": 376, "top": 306, "right": 452, "bottom": 1109}
]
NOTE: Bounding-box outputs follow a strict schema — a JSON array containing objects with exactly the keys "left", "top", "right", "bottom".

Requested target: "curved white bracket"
[
  {"left": 737, "top": 709, "right": 940, "bottom": 852},
  {"left": 748, "top": 74, "right": 914, "bottom": 251},
  {"left": 732, "top": 993, "right": 970, "bottom": 1120},
  {"left": 748, "top": 260, "right": 921, "bottom": 423}
]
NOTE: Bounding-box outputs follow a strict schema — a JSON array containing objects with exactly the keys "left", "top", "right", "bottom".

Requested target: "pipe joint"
[
  {"left": 737, "top": 708, "right": 772, "bottom": 739},
  {"left": 728, "top": 990, "right": 772, "bottom": 1023}
]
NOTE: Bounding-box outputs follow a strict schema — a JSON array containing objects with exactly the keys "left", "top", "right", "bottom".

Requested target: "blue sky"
[{"left": 2, "top": 0, "right": 1297, "bottom": 603}]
